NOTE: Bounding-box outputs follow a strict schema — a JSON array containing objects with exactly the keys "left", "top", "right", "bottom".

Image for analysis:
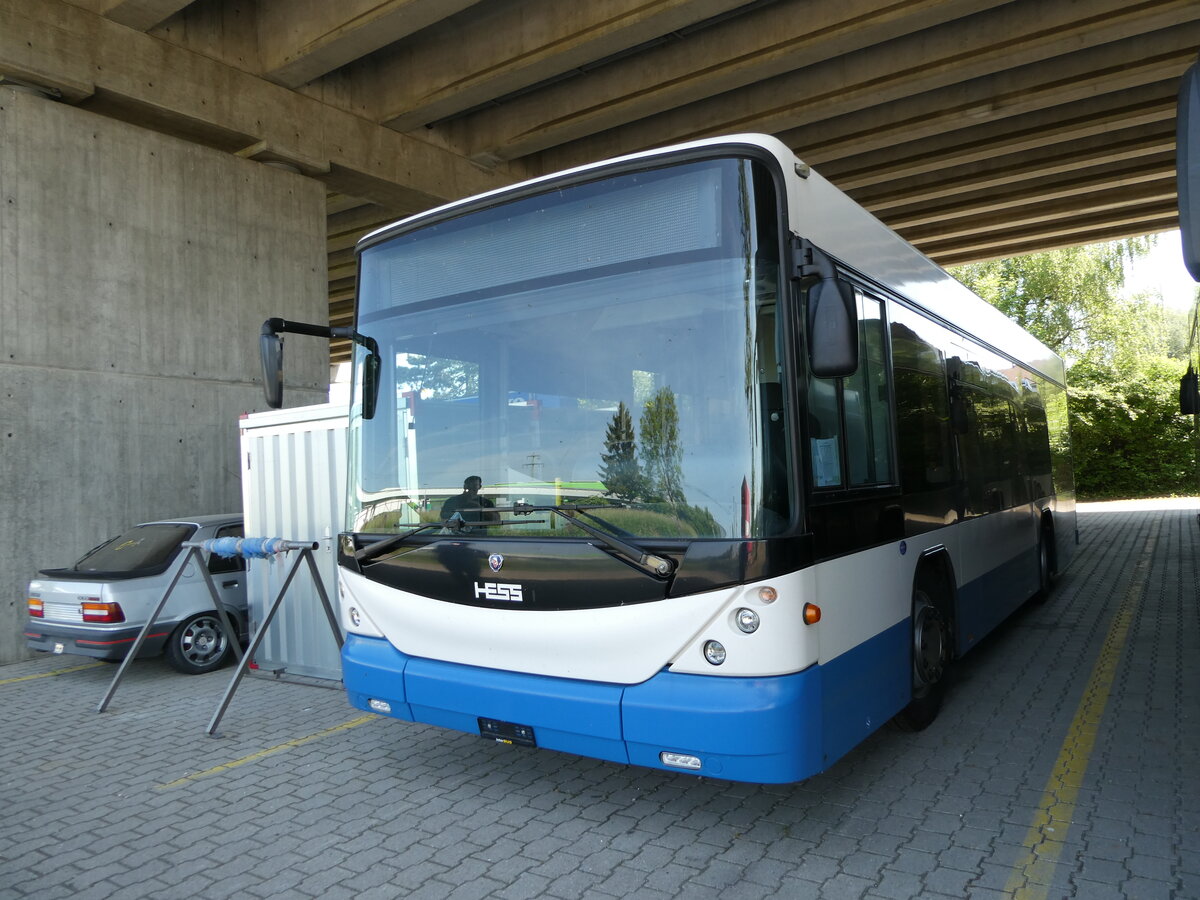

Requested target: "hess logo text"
[{"left": 474, "top": 582, "right": 524, "bottom": 603}]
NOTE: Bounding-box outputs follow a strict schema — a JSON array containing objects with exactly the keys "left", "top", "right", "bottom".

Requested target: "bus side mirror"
[
  {"left": 795, "top": 237, "right": 858, "bottom": 378},
  {"left": 807, "top": 276, "right": 858, "bottom": 378},
  {"left": 1182, "top": 367, "right": 1199, "bottom": 415},
  {"left": 1178, "top": 54, "right": 1200, "bottom": 282},
  {"left": 260, "top": 332, "right": 284, "bottom": 409},
  {"left": 259, "top": 318, "right": 381, "bottom": 416}
]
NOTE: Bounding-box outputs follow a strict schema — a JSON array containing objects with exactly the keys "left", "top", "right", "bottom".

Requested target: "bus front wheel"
[{"left": 893, "top": 588, "right": 949, "bottom": 732}]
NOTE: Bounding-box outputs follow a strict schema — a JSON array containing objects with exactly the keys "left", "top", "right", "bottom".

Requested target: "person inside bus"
[{"left": 440, "top": 475, "right": 500, "bottom": 526}]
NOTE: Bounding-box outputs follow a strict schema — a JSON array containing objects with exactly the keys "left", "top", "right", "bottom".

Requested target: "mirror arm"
[
  {"left": 330, "top": 326, "right": 379, "bottom": 357},
  {"left": 792, "top": 236, "right": 838, "bottom": 282},
  {"left": 262, "top": 319, "right": 378, "bottom": 353},
  {"left": 262, "top": 317, "right": 334, "bottom": 341}
]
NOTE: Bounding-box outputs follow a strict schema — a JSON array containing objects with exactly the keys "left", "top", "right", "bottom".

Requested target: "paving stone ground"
[{"left": 1, "top": 501, "right": 1196, "bottom": 900}]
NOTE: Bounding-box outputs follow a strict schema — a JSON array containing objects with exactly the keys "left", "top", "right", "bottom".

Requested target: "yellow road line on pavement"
[
  {"left": 0, "top": 661, "right": 105, "bottom": 685},
  {"left": 157, "top": 714, "right": 376, "bottom": 789},
  {"left": 1005, "top": 534, "right": 1155, "bottom": 899}
]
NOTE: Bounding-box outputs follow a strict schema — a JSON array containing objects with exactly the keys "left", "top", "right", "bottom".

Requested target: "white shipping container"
[{"left": 239, "top": 403, "right": 348, "bottom": 680}]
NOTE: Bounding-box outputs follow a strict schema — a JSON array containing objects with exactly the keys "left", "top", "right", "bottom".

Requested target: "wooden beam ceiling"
[{"left": 3, "top": 0, "right": 1195, "bottom": 363}]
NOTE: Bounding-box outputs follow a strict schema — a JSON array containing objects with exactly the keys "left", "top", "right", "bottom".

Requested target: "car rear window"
[{"left": 72, "top": 524, "right": 196, "bottom": 573}]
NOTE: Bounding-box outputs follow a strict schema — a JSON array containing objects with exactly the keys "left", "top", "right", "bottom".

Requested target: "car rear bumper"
[{"left": 24, "top": 621, "right": 172, "bottom": 661}]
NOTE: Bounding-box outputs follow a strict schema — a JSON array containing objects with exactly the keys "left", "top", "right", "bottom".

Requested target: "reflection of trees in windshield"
[
  {"left": 401, "top": 353, "right": 477, "bottom": 399},
  {"left": 595, "top": 389, "right": 722, "bottom": 537},
  {"left": 598, "top": 389, "right": 684, "bottom": 503},
  {"left": 599, "top": 401, "right": 640, "bottom": 501},
  {"left": 640, "top": 388, "right": 685, "bottom": 504}
]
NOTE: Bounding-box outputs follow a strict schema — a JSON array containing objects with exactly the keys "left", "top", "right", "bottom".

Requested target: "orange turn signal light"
[{"left": 802, "top": 603, "right": 822, "bottom": 625}]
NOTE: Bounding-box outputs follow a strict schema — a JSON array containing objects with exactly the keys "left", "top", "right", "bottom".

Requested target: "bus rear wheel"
[
  {"left": 1032, "top": 523, "right": 1055, "bottom": 603},
  {"left": 893, "top": 588, "right": 949, "bottom": 732}
]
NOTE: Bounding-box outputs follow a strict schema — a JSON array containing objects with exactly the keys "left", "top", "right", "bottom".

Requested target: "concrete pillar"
[{"left": 0, "top": 86, "right": 328, "bottom": 665}]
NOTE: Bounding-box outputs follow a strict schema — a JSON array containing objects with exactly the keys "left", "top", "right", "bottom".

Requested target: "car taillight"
[
  {"left": 81, "top": 601, "right": 124, "bottom": 623},
  {"left": 28, "top": 598, "right": 43, "bottom": 618}
]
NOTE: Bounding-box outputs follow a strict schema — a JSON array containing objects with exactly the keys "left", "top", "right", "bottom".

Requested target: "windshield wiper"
[
  {"left": 354, "top": 514, "right": 544, "bottom": 564},
  {"left": 354, "top": 522, "right": 443, "bottom": 563},
  {"left": 501, "top": 503, "right": 675, "bottom": 578},
  {"left": 353, "top": 503, "right": 673, "bottom": 579}
]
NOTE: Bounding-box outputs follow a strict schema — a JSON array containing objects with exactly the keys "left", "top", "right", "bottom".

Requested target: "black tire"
[
  {"left": 164, "top": 612, "right": 234, "bottom": 675},
  {"left": 893, "top": 587, "right": 950, "bottom": 732},
  {"left": 1032, "top": 525, "right": 1054, "bottom": 603}
]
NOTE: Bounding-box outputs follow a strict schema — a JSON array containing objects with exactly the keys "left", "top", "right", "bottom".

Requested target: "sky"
[{"left": 1123, "top": 230, "right": 1199, "bottom": 311}]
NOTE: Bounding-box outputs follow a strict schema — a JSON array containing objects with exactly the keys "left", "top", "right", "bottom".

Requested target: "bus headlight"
[
  {"left": 703, "top": 640, "right": 726, "bottom": 666},
  {"left": 342, "top": 596, "right": 384, "bottom": 637},
  {"left": 735, "top": 608, "right": 760, "bottom": 633}
]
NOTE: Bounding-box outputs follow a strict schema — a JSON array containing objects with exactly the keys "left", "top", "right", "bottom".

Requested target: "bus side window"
[
  {"left": 1024, "top": 399, "right": 1053, "bottom": 496},
  {"left": 843, "top": 295, "right": 893, "bottom": 486},
  {"left": 808, "top": 377, "right": 842, "bottom": 487},
  {"left": 806, "top": 292, "right": 894, "bottom": 490},
  {"left": 959, "top": 384, "right": 1021, "bottom": 513},
  {"left": 956, "top": 387, "right": 987, "bottom": 515},
  {"left": 893, "top": 368, "right": 952, "bottom": 490}
]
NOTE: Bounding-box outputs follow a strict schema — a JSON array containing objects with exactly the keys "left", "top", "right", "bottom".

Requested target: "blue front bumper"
[{"left": 342, "top": 633, "right": 826, "bottom": 784}]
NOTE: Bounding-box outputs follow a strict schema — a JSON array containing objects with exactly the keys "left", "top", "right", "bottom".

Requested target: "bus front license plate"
[{"left": 478, "top": 718, "right": 536, "bottom": 748}]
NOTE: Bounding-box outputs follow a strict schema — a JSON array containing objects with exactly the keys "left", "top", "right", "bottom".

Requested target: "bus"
[{"left": 263, "top": 133, "right": 1076, "bottom": 784}]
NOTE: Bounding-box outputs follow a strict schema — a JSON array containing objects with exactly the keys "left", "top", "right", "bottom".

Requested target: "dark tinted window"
[
  {"left": 958, "top": 386, "right": 1022, "bottom": 513},
  {"left": 207, "top": 523, "right": 246, "bottom": 575},
  {"left": 72, "top": 524, "right": 194, "bottom": 573},
  {"left": 891, "top": 322, "right": 952, "bottom": 493},
  {"left": 1024, "top": 399, "right": 1052, "bottom": 476}
]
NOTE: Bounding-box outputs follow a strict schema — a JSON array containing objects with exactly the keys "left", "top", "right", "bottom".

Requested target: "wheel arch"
[{"left": 914, "top": 546, "right": 958, "bottom": 659}]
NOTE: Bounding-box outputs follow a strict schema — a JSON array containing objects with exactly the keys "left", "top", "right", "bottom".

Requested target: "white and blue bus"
[{"left": 264, "top": 133, "right": 1075, "bottom": 784}]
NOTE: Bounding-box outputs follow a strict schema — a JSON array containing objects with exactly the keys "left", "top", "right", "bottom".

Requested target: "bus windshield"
[{"left": 349, "top": 156, "right": 789, "bottom": 540}]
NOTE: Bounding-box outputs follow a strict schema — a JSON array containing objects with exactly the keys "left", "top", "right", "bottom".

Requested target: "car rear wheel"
[{"left": 164, "top": 612, "right": 233, "bottom": 675}]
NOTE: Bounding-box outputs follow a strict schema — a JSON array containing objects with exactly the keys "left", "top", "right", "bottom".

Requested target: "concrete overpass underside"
[{"left": 2, "top": 0, "right": 1195, "bottom": 363}]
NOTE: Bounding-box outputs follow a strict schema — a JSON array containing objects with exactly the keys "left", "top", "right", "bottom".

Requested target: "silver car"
[{"left": 25, "top": 515, "right": 247, "bottom": 674}]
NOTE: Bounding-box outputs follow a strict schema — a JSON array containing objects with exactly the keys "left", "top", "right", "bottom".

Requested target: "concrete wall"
[{"left": 0, "top": 86, "right": 328, "bottom": 665}]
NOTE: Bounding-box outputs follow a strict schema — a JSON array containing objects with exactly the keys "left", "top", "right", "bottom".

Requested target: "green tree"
[
  {"left": 639, "top": 387, "right": 686, "bottom": 504},
  {"left": 1067, "top": 352, "right": 1194, "bottom": 498},
  {"left": 952, "top": 238, "right": 1152, "bottom": 358},
  {"left": 598, "top": 401, "right": 643, "bottom": 501}
]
